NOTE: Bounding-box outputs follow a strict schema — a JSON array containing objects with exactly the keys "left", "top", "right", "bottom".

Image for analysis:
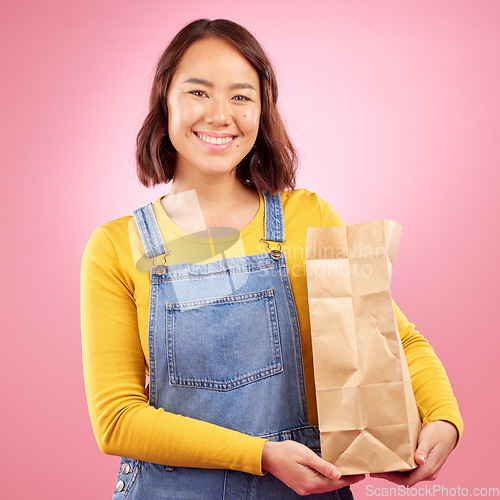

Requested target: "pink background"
[{"left": 2, "top": 0, "right": 499, "bottom": 498}]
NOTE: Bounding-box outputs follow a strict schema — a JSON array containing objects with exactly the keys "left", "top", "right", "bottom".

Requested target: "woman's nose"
[{"left": 205, "top": 97, "right": 232, "bottom": 126}]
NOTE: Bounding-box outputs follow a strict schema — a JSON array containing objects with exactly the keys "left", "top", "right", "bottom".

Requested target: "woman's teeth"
[{"left": 197, "top": 134, "right": 234, "bottom": 145}]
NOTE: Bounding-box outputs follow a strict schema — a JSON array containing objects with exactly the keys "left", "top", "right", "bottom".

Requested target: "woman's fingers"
[
  {"left": 299, "top": 446, "right": 341, "bottom": 479},
  {"left": 370, "top": 421, "right": 459, "bottom": 488},
  {"left": 262, "top": 440, "right": 365, "bottom": 495}
]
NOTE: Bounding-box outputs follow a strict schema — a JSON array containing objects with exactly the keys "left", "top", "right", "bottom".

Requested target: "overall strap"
[
  {"left": 133, "top": 203, "right": 167, "bottom": 259},
  {"left": 262, "top": 190, "right": 285, "bottom": 243}
]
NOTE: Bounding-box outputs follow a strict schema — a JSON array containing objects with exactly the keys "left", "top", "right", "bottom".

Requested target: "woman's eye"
[
  {"left": 190, "top": 90, "right": 207, "bottom": 97},
  {"left": 233, "top": 95, "right": 250, "bottom": 102}
]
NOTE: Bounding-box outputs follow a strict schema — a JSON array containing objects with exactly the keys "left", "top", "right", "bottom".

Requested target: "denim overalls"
[{"left": 112, "top": 191, "right": 354, "bottom": 499}]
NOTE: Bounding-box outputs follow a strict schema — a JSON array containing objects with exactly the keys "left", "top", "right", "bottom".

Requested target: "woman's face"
[{"left": 166, "top": 37, "right": 261, "bottom": 181}]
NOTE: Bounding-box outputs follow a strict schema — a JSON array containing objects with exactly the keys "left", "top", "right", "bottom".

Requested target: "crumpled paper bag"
[{"left": 305, "top": 220, "right": 421, "bottom": 474}]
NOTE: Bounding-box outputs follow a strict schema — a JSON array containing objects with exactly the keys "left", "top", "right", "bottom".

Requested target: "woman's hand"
[
  {"left": 370, "top": 420, "right": 458, "bottom": 488},
  {"left": 262, "top": 440, "right": 365, "bottom": 496}
]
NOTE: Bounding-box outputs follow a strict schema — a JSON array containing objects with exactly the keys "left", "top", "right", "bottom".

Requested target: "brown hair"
[{"left": 136, "top": 19, "right": 297, "bottom": 194}]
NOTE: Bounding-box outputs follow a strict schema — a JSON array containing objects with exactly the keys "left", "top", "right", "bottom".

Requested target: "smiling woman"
[
  {"left": 81, "top": 18, "right": 462, "bottom": 500},
  {"left": 166, "top": 38, "right": 261, "bottom": 181},
  {"left": 135, "top": 19, "right": 297, "bottom": 195}
]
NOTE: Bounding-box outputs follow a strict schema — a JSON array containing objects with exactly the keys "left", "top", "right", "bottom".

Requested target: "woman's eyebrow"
[
  {"left": 184, "top": 78, "right": 213, "bottom": 87},
  {"left": 183, "top": 78, "right": 256, "bottom": 92},
  {"left": 230, "top": 83, "right": 256, "bottom": 91}
]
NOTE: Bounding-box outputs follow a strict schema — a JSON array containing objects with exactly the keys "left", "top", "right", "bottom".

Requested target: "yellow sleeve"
[
  {"left": 318, "top": 196, "right": 463, "bottom": 443},
  {"left": 81, "top": 225, "right": 266, "bottom": 475}
]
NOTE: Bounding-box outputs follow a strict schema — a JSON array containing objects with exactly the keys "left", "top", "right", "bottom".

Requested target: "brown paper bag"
[{"left": 305, "top": 220, "right": 421, "bottom": 475}]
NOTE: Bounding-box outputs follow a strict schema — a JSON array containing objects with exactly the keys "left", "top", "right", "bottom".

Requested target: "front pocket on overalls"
[{"left": 166, "top": 288, "right": 283, "bottom": 390}]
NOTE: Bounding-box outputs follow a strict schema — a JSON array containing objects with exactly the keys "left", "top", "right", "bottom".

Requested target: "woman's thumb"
[
  {"left": 414, "top": 423, "right": 437, "bottom": 465},
  {"left": 415, "top": 442, "right": 431, "bottom": 465},
  {"left": 309, "top": 453, "right": 342, "bottom": 479}
]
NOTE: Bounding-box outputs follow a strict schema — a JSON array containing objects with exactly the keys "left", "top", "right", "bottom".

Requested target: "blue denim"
[{"left": 112, "top": 191, "right": 354, "bottom": 499}]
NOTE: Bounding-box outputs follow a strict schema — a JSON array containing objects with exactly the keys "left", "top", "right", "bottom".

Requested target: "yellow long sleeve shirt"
[{"left": 81, "top": 189, "right": 463, "bottom": 476}]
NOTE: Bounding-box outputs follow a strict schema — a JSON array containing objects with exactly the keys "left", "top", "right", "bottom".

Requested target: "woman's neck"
[{"left": 162, "top": 172, "right": 260, "bottom": 234}]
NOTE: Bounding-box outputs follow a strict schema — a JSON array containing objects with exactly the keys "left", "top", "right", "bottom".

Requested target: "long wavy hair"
[{"left": 136, "top": 19, "right": 298, "bottom": 194}]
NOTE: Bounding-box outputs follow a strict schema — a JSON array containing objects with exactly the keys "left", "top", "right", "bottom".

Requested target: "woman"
[{"left": 81, "top": 19, "right": 462, "bottom": 499}]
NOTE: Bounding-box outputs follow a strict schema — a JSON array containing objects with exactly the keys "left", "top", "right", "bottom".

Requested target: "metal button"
[
  {"left": 116, "top": 480, "right": 125, "bottom": 492},
  {"left": 154, "top": 264, "right": 167, "bottom": 275},
  {"left": 120, "top": 463, "right": 132, "bottom": 474},
  {"left": 165, "top": 465, "right": 176, "bottom": 471},
  {"left": 270, "top": 249, "right": 282, "bottom": 261}
]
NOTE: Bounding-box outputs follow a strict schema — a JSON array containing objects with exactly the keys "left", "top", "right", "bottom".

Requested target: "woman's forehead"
[{"left": 172, "top": 38, "right": 260, "bottom": 90}]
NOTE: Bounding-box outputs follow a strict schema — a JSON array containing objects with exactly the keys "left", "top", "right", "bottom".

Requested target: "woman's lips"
[{"left": 194, "top": 132, "right": 236, "bottom": 151}]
